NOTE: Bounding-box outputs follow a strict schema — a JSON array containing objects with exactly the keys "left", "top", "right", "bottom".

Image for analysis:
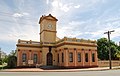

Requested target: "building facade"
[{"left": 16, "top": 14, "right": 98, "bottom": 68}]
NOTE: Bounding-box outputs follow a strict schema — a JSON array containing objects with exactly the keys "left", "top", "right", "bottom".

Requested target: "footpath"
[{"left": 0, "top": 66, "right": 120, "bottom": 72}]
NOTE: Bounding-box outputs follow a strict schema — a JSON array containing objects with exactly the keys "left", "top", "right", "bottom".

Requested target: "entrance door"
[{"left": 47, "top": 52, "right": 53, "bottom": 66}]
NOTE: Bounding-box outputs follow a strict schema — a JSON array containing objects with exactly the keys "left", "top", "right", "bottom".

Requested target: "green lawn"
[
  {"left": 0, "top": 64, "right": 7, "bottom": 69},
  {"left": 0, "top": 65, "right": 3, "bottom": 67}
]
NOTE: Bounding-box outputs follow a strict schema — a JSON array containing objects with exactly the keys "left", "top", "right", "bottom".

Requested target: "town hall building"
[{"left": 16, "top": 14, "right": 98, "bottom": 68}]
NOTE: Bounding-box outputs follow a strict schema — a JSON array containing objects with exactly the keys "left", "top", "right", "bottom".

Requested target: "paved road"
[{"left": 0, "top": 70, "right": 120, "bottom": 76}]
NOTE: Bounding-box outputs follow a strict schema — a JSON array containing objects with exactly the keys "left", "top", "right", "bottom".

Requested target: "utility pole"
[{"left": 104, "top": 30, "right": 115, "bottom": 69}]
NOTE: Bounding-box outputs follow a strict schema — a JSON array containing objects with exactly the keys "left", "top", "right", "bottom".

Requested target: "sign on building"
[{"left": 28, "top": 60, "right": 33, "bottom": 64}]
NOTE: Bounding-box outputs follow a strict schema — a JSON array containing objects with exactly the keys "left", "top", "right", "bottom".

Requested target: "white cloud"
[
  {"left": 69, "top": 21, "right": 85, "bottom": 25},
  {"left": 74, "top": 5, "right": 80, "bottom": 8},
  {"left": 51, "top": 0, "right": 59, "bottom": 7},
  {"left": 1, "top": 0, "right": 120, "bottom": 54},
  {"left": 57, "top": 21, "right": 86, "bottom": 38},
  {"left": 13, "top": 12, "right": 29, "bottom": 17},
  {"left": 1, "top": 24, "right": 39, "bottom": 42},
  {"left": 46, "top": 0, "right": 49, "bottom": 4},
  {"left": 13, "top": 13, "right": 23, "bottom": 17},
  {"left": 60, "top": 4, "right": 72, "bottom": 12},
  {"left": 90, "top": 31, "right": 104, "bottom": 37},
  {"left": 51, "top": 0, "right": 72, "bottom": 12},
  {"left": 110, "top": 28, "right": 120, "bottom": 39},
  {"left": 22, "top": 12, "right": 29, "bottom": 16},
  {"left": 50, "top": 0, "right": 83, "bottom": 16}
]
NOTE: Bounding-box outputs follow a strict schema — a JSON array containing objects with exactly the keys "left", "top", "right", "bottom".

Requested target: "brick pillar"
[
  {"left": 39, "top": 50, "right": 42, "bottom": 64},
  {"left": 89, "top": 50, "right": 92, "bottom": 66},
  {"left": 59, "top": 51, "right": 62, "bottom": 66},
  {"left": 64, "top": 48, "right": 68, "bottom": 67},
  {"left": 95, "top": 50, "right": 98, "bottom": 66},
  {"left": 74, "top": 49, "right": 77, "bottom": 66},
  {"left": 17, "top": 50, "right": 20, "bottom": 66},
  {"left": 29, "top": 50, "right": 32, "bottom": 60},
  {"left": 82, "top": 49, "right": 85, "bottom": 66}
]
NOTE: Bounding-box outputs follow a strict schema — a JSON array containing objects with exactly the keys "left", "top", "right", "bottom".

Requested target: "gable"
[{"left": 39, "top": 14, "right": 58, "bottom": 24}]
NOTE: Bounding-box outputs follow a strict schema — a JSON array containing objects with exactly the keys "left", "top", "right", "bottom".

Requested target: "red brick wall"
[{"left": 17, "top": 49, "right": 42, "bottom": 67}]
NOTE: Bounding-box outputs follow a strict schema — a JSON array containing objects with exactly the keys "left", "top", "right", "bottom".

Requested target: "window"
[
  {"left": 22, "top": 53, "right": 26, "bottom": 62},
  {"left": 58, "top": 54, "right": 59, "bottom": 63},
  {"left": 76, "top": 39, "right": 80, "bottom": 42},
  {"left": 69, "top": 52, "right": 73, "bottom": 62},
  {"left": 85, "top": 53, "right": 88, "bottom": 62},
  {"left": 62, "top": 53, "right": 64, "bottom": 62},
  {"left": 92, "top": 53, "right": 95, "bottom": 62},
  {"left": 78, "top": 53, "right": 81, "bottom": 62},
  {"left": 34, "top": 54, "right": 37, "bottom": 63}
]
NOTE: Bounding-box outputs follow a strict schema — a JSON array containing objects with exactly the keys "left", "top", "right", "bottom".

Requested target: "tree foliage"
[
  {"left": 2, "top": 56, "right": 8, "bottom": 63},
  {"left": 7, "top": 50, "right": 17, "bottom": 68},
  {"left": 97, "top": 38, "right": 119, "bottom": 60},
  {"left": 7, "top": 56, "right": 17, "bottom": 68},
  {"left": 0, "top": 59, "right": 2, "bottom": 65},
  {"left": 115, "top": 50, "right": 120, "bottom": 60}
]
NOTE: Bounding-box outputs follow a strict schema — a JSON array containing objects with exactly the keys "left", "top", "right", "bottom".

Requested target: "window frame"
[
  {"left": 78, "top": 53, "right": 81, "bottom": 62},
  {"left": 22, "top": 53, "right": 27, "bottom": 62},
  {"left": 92, "top": 53, "right": 95, "bottom": 62},
  {"left": 69, "top": 52, "right": 73, "bottom": 62},
  {"left": 33, "top": 54, "right": 37, "bottom": 63},
  {"left": 85, "top": 53, "right": 88, "bottom": 62}
]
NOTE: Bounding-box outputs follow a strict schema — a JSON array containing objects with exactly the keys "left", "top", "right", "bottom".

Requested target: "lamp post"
[{"left": 104, "top": 30, "right": 115, "bottom": 69}]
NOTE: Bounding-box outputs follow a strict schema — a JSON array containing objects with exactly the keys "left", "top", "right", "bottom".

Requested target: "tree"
[
  {"left": 7, "top": 56, "right": 17, "bottom": 68},
  {"left": 115, "top": 51, "right": 120, "bottom": 60},
  {"left": 2, "top": 56, "right": 8, "bottom": 63},
  {"left": 0, "top": 58, "right": 2, "bottom": 65},
  {"left": 97, "top": 38, "right": 109, "bottom": 60},
  {"left": 97, "top": 38, "right": 118, "bottom": 60},
  {"left": 9, "top": 50, "right": 16, "bottom": 56},
  {"left": 7, "top": 50, "right": 17, "bottom": 68}
]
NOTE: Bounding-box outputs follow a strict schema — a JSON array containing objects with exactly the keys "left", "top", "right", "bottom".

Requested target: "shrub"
[
  {"left": 0, "top": 59, "right": 2, "bottom": 65},
  {"left": 7, "top": 56, "right": 17, "bottom": 68}
]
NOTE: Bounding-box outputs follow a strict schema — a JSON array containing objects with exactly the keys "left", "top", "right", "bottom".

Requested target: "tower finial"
[{"left": 49, "top": 14, "right": 52, "bottom": 16}]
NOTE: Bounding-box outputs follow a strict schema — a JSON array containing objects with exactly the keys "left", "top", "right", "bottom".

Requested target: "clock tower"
[{"left": 39, "top": 14, "right": 58, "bottom": 43}]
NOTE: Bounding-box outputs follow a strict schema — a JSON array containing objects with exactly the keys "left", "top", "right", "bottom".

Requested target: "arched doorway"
[{"left": 47, "top": 52, "right": 53, "bottom": 66}]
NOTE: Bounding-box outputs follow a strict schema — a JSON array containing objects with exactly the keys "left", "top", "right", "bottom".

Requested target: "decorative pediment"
[{"left": 39, "top": 14, "right": 58, "bottom": 24}]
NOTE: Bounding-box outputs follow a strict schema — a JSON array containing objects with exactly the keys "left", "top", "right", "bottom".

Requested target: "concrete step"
[{"left": 40, "top": 66, "right": 61, "bottom": 69}]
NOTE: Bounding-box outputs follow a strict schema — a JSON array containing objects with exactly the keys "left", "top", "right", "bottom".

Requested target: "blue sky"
[{"left": 0, "top": 0, "right": 120, "bottom": 54}]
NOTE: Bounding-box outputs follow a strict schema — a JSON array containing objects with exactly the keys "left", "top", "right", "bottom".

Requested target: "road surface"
[{"left": 0, "top": 70, "right": 120, "bottom": 76}]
